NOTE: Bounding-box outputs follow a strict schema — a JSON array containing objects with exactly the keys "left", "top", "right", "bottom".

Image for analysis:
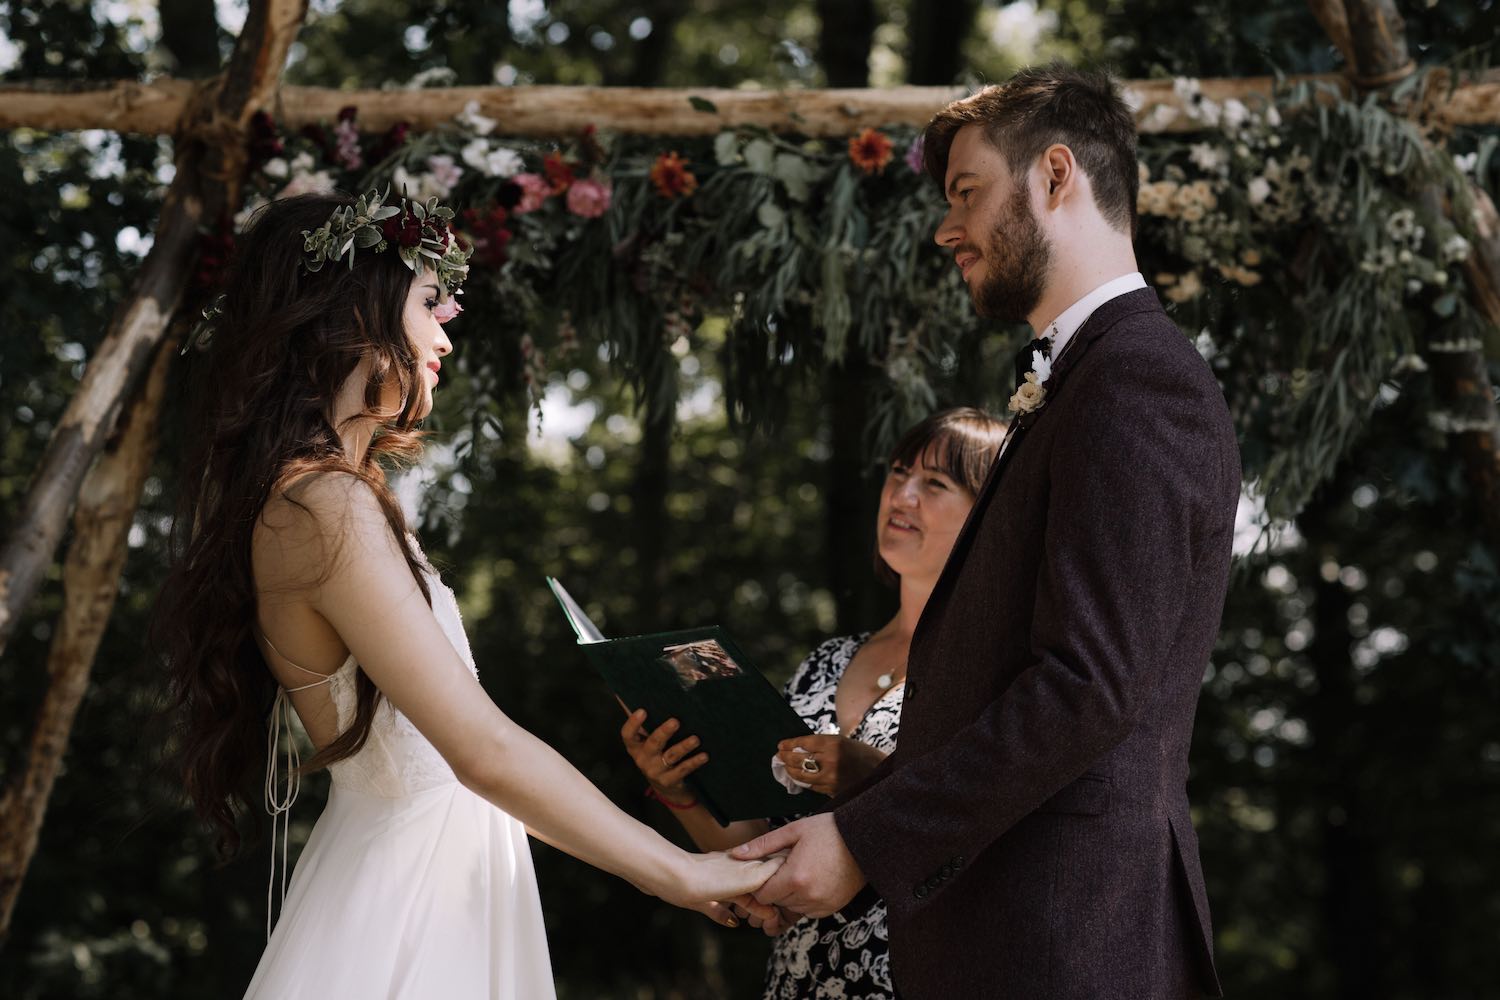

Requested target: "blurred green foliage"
[{"left": 2, "top": 1, "right": 1499, "bottom": 998}]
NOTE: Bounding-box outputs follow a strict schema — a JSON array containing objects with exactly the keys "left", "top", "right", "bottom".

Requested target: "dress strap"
[{"left": 258, "top": 628, "right": 340, "bottom": 940}]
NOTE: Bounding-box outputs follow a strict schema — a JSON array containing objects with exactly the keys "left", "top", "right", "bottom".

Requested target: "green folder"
[{"left": 547, "top": 578, "right": 826, "bottom": 825}]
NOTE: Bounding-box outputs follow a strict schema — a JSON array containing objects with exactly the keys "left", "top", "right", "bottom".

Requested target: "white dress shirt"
[{"left": 994, "top": 271, "right": 1148, "bottom": 461}]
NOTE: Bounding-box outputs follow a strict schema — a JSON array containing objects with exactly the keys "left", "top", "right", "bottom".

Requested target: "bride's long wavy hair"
[{"left": 152, "top": 193, "right": 435, "bottom": 857}]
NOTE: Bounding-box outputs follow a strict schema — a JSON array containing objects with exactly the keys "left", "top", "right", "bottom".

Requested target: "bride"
[{"left": 151, "top": 190, "right": 778, "bottom": 998}]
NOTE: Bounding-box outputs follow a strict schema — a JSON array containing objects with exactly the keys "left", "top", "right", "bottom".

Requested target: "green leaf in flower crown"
[
  {"left": 688, "top": 95, "right": 718, "bottom": 114},
  {"left": 371, "top": 206, "right": 400, "bottom": 221},
  {"left": 714, "top": 131, "right": 740, "bottom": 166},
  {"left": 354, "top": 226, "right": 383, "bottom": 248},
  {"left": 744, "top": 138, "right": 775, "bottom": 175}
]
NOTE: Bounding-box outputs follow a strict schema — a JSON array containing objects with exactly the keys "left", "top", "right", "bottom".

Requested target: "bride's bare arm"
[{"left": 266, "top": 473, "right": 778, "bottom": 912}]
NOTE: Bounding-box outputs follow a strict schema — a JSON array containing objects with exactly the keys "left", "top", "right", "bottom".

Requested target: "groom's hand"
[
  {"left": 729, "top": 895, "right": 801, "bottom": 936},
  {"left": 731, "top": 814, "right": 865, "bottom": 918}
]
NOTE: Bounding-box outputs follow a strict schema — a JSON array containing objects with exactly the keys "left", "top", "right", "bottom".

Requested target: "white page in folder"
[{"left": 545, "top": 577, "right": 607, "bottom": 643}]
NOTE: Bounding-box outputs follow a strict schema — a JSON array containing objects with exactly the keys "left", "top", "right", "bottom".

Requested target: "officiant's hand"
[
  {"left": 620, "top": 709, "right": 707, "bottom": 804},
  {"left": 775, "top": 735, "right": 886, "bottom": 797},
  {"left": 732, "top": 813, "right": 866, "bottom": 918}
]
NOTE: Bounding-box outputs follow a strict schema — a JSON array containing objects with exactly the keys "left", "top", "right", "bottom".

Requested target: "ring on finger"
[{"left": 800, "top": 756, "right": 821, "bottom": 774}]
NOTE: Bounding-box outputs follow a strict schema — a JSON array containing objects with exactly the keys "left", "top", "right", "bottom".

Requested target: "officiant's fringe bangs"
[{"left": 922, "top": 63, "right": 1140, "bottom": 238}]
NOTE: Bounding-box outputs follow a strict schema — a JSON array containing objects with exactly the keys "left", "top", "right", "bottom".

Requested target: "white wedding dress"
[{"left": 244, "top": 560, "right": 555, "bottom": 999}]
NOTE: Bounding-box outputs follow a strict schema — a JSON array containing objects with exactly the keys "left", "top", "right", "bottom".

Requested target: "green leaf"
[
  {"left": 773, "top": 153, "right": 816, "bottom": 202},
  {"left": 688, "top": 96, "right": 718, "bottom": 114},
  {"left": 756, "top": 202, "right": 785, "bottom": 229},
  {"left": 744, "top": 139, "right": 775, "bottom": 175},
  {"left": 713, "top": 131, "right": 740, "bottom": 167}
]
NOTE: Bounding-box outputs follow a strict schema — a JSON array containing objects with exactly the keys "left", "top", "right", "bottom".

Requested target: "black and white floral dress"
[{"left": 764, "top": 633, "right": 903, "bottom": 1000}]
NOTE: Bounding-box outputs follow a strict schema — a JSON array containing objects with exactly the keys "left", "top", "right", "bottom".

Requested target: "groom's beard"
[{"left": 970, "top": 185, "right": 1051, "bottom": 324}]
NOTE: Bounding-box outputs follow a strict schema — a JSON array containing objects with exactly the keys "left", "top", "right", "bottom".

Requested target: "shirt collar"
[{"left": 1044, "top": 272, "right": 1147, "bottom": 361}]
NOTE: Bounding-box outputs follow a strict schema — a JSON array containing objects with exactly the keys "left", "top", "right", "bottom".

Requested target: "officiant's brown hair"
[
  {"left": 875, "top": 407, "right": 1007, "bottom": 586},
  {"left": 921, "top": 63, "right": 1140, "bottom": 238}
]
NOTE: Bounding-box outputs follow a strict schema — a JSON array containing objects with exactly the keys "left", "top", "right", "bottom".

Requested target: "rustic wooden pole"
[
  {"left": 0, "top": 0, "right": 307, "bottom": 657},
  {"left": 1330, "top": 0, "right": 1500, "bottom": 548},
  {"left": 0, "top": 329, "right": 179, "bottom": 937},
  {"left": 3, "top": 72, "right": 1500, "bottom": 137}
]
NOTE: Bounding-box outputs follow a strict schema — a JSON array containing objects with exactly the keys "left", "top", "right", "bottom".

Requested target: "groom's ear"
[{"left": 1041, "top": 144, "right": 1079, "bottom": 207}]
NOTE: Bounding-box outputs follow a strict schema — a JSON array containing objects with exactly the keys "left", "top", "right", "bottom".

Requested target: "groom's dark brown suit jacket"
[{"left": 833, "top": 287, "right": 1237, "bottom": 1000}]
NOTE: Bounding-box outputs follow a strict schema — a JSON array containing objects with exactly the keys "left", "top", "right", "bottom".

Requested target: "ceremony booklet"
[{"left": 546, "top": 578, "right": 826, "bottom": 825}]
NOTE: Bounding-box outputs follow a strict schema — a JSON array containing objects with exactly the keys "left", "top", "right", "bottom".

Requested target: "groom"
[{"left": 734, "top": 64, "right": 1237, "bottom": 999}]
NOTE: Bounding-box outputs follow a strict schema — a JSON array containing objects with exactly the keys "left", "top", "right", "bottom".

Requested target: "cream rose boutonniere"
[{"left": 1009, "top": 371, "right": 1047, "bottom": 414}]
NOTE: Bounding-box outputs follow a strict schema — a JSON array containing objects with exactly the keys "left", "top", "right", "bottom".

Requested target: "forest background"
[{"left": 3, "top": 0, "right": 1499, "bottom": 997}]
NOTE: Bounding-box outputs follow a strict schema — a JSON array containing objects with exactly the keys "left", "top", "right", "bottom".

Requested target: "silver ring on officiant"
[{"left": 799, "top": 755, "right": 821, "bottom": 775}]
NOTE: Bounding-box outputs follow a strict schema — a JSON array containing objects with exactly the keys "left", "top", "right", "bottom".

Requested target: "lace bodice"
[{"left": 310, "top": 570, "right": 476, "bottom": 798}]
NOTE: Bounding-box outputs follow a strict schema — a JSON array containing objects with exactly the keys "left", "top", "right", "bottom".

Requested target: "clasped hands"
[{"left": 724, "top": 813, "right": 868, "bottom": 936}]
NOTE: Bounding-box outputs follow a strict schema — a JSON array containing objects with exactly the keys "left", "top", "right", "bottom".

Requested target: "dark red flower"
[
  {"left": 650, "top": 151, "right": 698, "bottom": 199},
  {"left": 337, "top": 105, "right": 358, "bottom": 123},
  {"left": 543, "top": 152, "right": 575, "bottom": 194},
  {"left": 366, "top": 121, "right": 410, "bottom": 164},
  {"left": 495, "top": 180, "right": 523, "bottom": 210}
]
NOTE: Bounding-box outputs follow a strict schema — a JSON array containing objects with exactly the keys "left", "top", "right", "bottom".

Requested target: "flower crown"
[{"left": 301, "top": 187, "right": 471, "bottom": 296}]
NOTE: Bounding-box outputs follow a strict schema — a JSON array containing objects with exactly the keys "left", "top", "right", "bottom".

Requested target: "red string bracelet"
[{"left": 644, "top": 786, "right": 699, "bottom": 811}]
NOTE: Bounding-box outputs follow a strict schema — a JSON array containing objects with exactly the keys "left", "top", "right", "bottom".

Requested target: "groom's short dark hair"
[{"left": 923, "top": 63, "right": 1139, "bottom": 238}]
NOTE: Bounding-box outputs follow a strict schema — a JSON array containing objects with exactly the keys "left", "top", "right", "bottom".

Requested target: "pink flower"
[
  {"left": 905, "top": 135, "right": 925, "bottom": 174},
  {"left": 512, "top": 173, "right": 551, "bottom": 214},
  {"left": 432, "top": 298, "right": 464, "bottom": 324},
  {"left": 566, "top": 177, "right": 612, "bottom": 219}
]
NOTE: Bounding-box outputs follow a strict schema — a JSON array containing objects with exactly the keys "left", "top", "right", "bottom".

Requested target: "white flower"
[
  {"left": 1441, "top": 234, "right": 1472, "bottom": 263},
  {"left": 1454, "top": 151, "right": 1478, "bottom": 175},
  {"left": 1247, "top": 177, "right": 1272, "bottom": 206},
  {"left": 1392, "top": 354, "right": 1429, "bottom": 375},
  {"left": 290, "top": 151, "right": 316, "bottom": 174},
  {"left": 1031, "top": 349, "right": 1052, "bottom": 384},
  {"left": 1265, "top": 105, "right": 1282, "bottom": 128},
  {"left": 1173, "top": 76, "right": 1202, "bottom": 104},
  {"left": 425, "top": 154, "right": 464, "bottom": 197},
  {"left": 1221, "top": 98, "right": 1249, "bottom": 131},
  {"left": 1385, "top": 208, "right": 1417, "bottom": 243},
  {"left": 278, "top": 169, "right": 335, "bottom": 198},
  {"left": 457, "top": 99, "right": 497, "bottom": 136},
  {"left": 1189, "top": 142, "right": 1226, "bottom": 174},
  {"left": 262, "top": 157, "right": 289, "bottom": 179},
  {"left": 484, "top": 145, "right": 524, "bottom": 178},
  {"left": 1008, "top": 371, "right": 1046, "bottom": 414}
]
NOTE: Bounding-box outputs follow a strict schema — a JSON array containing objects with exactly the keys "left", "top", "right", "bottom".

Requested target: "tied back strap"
[{"left": 262, "top": 647, "right": 338, "bottom": 941}]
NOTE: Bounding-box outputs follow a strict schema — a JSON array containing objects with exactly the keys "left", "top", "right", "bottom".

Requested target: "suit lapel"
[{"left": 910, "top": 287, "right": 1166, "bottom": 651}]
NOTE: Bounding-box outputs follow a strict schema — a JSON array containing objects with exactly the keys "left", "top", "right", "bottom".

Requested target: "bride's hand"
[{"left": 658, "top": 849, "right": 786, "bottom": 926}]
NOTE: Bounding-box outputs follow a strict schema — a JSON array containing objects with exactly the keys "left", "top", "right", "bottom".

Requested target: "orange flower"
[
  {"left": 848, "top": 128, "right": 894, "bottom": 175},
  {"left": 650, "top": 151, "right": 698, "bottom": 199}
]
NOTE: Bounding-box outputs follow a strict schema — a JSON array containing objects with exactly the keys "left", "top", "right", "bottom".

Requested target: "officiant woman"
[{"left": 619, "top": 406, "right": 1006, "bottom": 999}]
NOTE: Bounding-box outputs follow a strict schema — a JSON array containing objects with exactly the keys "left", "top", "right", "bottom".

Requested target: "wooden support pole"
[
  {"left": 0, "top": 329, "right": 179, "bottom": 937},
  {"left": 0, "top": 0, "right": 307, "bottom": 657},
  {"left": 3, "top": 72, "right": 1500, "bottom": 138}
]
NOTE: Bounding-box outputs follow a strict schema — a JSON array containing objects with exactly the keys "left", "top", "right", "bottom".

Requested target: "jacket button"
[
  {"left": 940, "top": 864, "right": 953, "bottom": 878},
  {"left": 914, "top": 884, "right": 929, "bottom": 900},
  {"left": 953, "top": 855, "right": 964, "bottom": 868}
]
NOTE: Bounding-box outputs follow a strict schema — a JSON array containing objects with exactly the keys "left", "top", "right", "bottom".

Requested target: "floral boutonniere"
[{"left": 1008, "top": 346, "right": 1053, "bottom": 415}]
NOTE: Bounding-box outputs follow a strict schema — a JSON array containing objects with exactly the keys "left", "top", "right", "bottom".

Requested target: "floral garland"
[{"left": 219, "top": 82, "right": 1490, "bottom": 527}]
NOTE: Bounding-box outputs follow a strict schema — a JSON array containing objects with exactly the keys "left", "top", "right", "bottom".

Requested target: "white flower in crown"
[{"left": 1009, "top": 371, "right": 1046, "bottom": 415}]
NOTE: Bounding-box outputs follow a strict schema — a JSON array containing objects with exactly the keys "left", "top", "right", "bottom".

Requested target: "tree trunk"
[
  {"left": 620, "top": 0, "right": 690, "bottom": 87},
  {"left": 631, "top": 378, "right": 679, "bottom": 630},
  {"left": 160, "top": 0, "right": 224, "bottom": 78},
  {"left": 0, "top": 0, "right": 307, "bottom": 658},
  {"left": 816, "top": 0, "right": 877, "bottom": 88},
  {"left": 0, "top": 329, "right": 179, "bottom": 936},
  {"left": 825, "top": 357, "right": 884, "bottom": 635},
  {"left": 906, "top": 0, "right": 978, "bottom": 86}
]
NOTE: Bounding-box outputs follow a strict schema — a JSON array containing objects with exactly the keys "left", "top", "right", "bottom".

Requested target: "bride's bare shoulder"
[{"left": 254, "top": 470, "right": 389, "bottom": 591}]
